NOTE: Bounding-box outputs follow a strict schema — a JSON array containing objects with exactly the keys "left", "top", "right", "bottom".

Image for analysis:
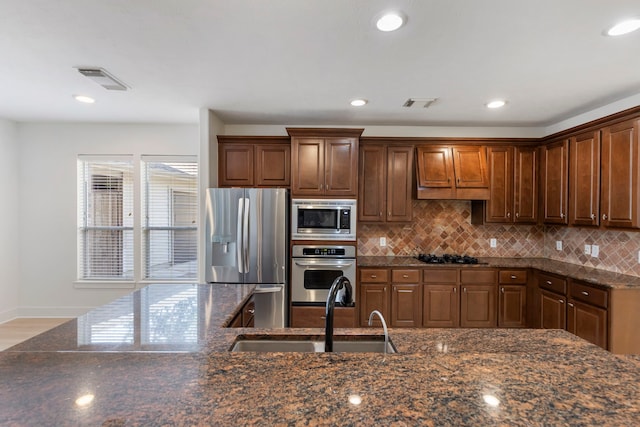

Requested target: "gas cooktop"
[{"left": 415, "top": 254, "right": 480, "bottom": 264}]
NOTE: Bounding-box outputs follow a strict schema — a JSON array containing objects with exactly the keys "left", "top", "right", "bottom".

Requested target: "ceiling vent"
[
  {"left": 76, "top": 67, "right": 128, "bottom": 91},
  {"left": 402, "top": 98, "right": 437, "bottom": 108}
]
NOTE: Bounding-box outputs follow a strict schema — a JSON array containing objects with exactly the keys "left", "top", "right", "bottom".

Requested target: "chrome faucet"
[
  {"left": 325, "top": 276, "right": 353, "bottom": 352},
  {"left": 368, "top": 310, "right": 389, "bottom": 356}
]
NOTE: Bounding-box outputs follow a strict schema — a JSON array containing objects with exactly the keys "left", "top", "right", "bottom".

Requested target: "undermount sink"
[{"left": 230, "top": 335, "right": 396, "bottom": 353}]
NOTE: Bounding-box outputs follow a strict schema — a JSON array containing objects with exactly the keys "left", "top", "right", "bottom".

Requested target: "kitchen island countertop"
[{"left": 2, "top": 273, "right": 639, "bottom": 424}]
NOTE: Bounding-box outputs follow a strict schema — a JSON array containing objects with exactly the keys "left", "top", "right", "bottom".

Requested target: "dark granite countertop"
[
  {"left": 358, "top": 256, "right": 640, "bottom": 289},
  {"left": 2, "top": 269, "right": 640, "bottom": 425}
]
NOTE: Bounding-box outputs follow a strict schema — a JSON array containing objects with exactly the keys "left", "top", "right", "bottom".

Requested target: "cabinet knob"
[
  {"left": 546, "top": 280, "right": 552, "bottom": 285},
  {"left": 560, "top": 212, "right": 565, "bottom": 219},
  {"left": 590, "top": 213, "right": 596, "bottom": 220},
  {"left": 567, "top": 303, "right": 574, "bottom": 308},
  {"left": 507, "top": 212, "right": 511, "bottom": 218},
  {"left": 602, "top": 214, "right": 608, "bottom": 220},
  {"left": 453, "top": 287, "right": 456, "bottom": 293},
  {"left": 371, "top": 275, "right": 377, "bottom": 278},
  {"left": 581, "top": 291, "right": 589, "bottom": 297},
  {"left": 515, "top": 212, "right": 520, "bottom": 218},
  {"left": 403, "top": 274, "right": 409, "bottom": 278},
  {"left": 511, "top": 275, "right": 517, "bottom": 279},
  {"left": 463, "top": 287, "right": 467, "bottom": 293},
  {"left": 501, "top": 287, "right": 505, "bottom": 293},
  {"left": 379, "top": 211, "right": 382, "bottom": 217},
  {"left": 248, "top": 309, "right": 255, "bottom": 314},
  {"left": 559, "top": 299, "right": 564, "bottom": 304}
]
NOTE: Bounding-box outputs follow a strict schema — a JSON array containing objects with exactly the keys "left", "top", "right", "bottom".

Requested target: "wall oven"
[
  {"left": 291, "top": 199, "right": 356, "bottom": 241},
  {"left": 290, "top": 244, "right": 357, "bottom": 305}
]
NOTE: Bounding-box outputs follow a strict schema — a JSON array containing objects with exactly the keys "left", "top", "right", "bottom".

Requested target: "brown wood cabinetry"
[
  {"left": 567, "top": 280, "right": 608, "bottom": 349},
  {"left": 423, "top": 269, "right": 459, "bottom": 327},
  {"left": 415, "top": 145, "right": 490, "bottom": 200},
  {"left": 288, "top": 128, "right": 362, "bottom": 197},
  {"left": 228, "top": 297, "right": 255, "bottom": 327},
  {"left": 359, "top": 268, "right": 390, "bottom": 327},
  {"left": 541, "top": 139, "right": 569, "bottom": 224},
  {"left": 498, "top": 269, "right": 527, "bottom": 328},
  {"left": 358, "top": 143, "right": 413, "bottom": 222},
  {"left": 390, "top": 269, "right": 422, "bottom": 327},
  {"left": 459, "top": 269, "right": 497, "bottom": 328},
  {"left": 290, "top": 306, "right": 356, "bottom": 328},
  {"left": 600, "top": 118, "right": 640, "bottom": 228},
  {"left": 484, "top": 146, "right": 537, "bottom": 223},
  {"left": 569, "top": 131, "right": 600, "bottom": 226},
  {"left": 218, "top": 137, "right": 291, "bottom": 187},
  {"left": 540, "top": 289, "right": 566, "bottom": 329}
]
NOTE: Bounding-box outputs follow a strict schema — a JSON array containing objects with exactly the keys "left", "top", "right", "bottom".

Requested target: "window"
[
  {"left": 77, "top": 155, "right": 198, "bottom": 283},
  {"left": 77, "top": 157, "right": 134, "bottom": 280},
  {"left": 142, "top": 156, "right": 198, "bottom": 280}
]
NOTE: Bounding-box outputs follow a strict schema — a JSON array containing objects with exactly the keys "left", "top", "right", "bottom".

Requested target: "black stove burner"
[{"left": 416, "top": 254, "right": 479, "bottom": 265}]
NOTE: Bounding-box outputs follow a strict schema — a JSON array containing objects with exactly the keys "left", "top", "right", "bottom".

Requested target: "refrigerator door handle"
[
  {"left": 243, "top": 197, "right": 250, "bottom": 273},
  {"left": 236, "top": 197, "right": 244, "bottom": 273}
]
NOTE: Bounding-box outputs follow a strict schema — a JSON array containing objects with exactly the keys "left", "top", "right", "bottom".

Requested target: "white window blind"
[
  {"left": 77, "top": 157, "right": 134, "bottom": 280},
  {"left": 142, "top": 156, "right": 198, "bottom": 280}
]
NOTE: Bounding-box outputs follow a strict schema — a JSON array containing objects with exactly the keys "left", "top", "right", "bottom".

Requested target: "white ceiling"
[{"left": 2, "top": 0, "right": 640, "bottom": 128}]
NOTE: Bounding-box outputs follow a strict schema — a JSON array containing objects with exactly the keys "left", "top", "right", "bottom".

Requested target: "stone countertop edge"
[{"left": 357, "top": 256, "right": 640, "bottom": 289}]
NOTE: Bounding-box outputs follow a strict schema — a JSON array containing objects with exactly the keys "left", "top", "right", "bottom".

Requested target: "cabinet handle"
[
  {"left": 567, "top": 303, "right": 574, "bottom": 308},
  {"left": 403, "top": 274, "right": 409, "bottom": 278},
  {"left": 507, "top": 212, "right": 511, "bottom": 218},
  {"left": 515, "top": 212, "right": 519, "bottom": 218},
  {"left": 371, "top": 275, "right": 377, "bottom": 279},
  {"left": 447, "top": 178, "right": 451, "bottom": 183},
  {"left": 581, "top": 291, "right": 589, "bottom": 297},
  {"left": 463, "top": 287, "right": 467, "bottom": 293},
  {"left": 590, "top": 213, "right": 596, "bottom": 220},
  {"left": 559, "top": 299, "right": 564, "bottom": 304},
  {"left": 501, "top": 287, "right": 505, "bottom": 293},
  {"left": 510, "top": 275, "right": 517, "bottom": 279},
  {"left": 453, "top": 287, "right": 457, "bottom": 293},
  {"left": 248, "top": 309, "right": 255, "bottom": 314},
  {"left": 321, "top": 316, "right": 326, "bottom": 320},
  {"left": 560, "top": 212, "right": 565, "bottom": 219},
  {"left": 546, "top": 280, "right": 552, "bottom": 285},
  {"left": 602, "top": 214, "right": 608, "bottom": 220},
  {"left": 379, "top": 211, "right": 382, "bottom": 217}
]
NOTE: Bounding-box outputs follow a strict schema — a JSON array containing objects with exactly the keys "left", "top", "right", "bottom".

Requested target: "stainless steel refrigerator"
[{"left": 205, "top": 188, "right": 288, "bottom": 327}]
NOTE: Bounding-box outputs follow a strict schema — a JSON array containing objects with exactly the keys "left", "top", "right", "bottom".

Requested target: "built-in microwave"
[{"left": 291, "top": 199, "right": 356, "bottom": 241}]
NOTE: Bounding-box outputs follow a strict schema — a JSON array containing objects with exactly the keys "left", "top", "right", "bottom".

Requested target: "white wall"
[
  {"left": 16, "top": 122, "right": 199, "bottom": 317},
  {"left": 0, "top": 119, "right": 20, "bottom": 322}
]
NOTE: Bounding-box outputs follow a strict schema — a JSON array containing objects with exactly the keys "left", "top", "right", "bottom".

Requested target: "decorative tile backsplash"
[{"left": 358, "top": 200, "right": 640, "bottom": 277}]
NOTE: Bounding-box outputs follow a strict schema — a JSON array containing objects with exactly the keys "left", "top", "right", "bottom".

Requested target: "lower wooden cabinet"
[
  {"left": 567, "top": 300, "right": 607, "bottom": 349},
  {"left": 290, "top": 306, "right": 356, "bottom": 328},
  {"left": 423, "top": 285, "right": 459, "bottom": 327},
  {"left": 228, "top": 297, "right": 255, "bottom": 328},
  {"left": 540, "top": 290, "right": 566, "bottom": 330},
  {"left": 498, "top": 285, "right": 527, "bottom": 327},
  {"left": 391, "top": 284, "right": 422, "bottom": 327},
  {"left": 359, "top": 284, "right": 390, "bottom": 327},
  {"left": 460, "top": 284, "right": 497, "bottom": 327}
]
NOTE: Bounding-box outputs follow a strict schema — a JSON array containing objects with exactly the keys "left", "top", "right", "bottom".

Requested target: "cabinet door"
[
  {"left": 540, "top": 290, "right": 566, "bottom": 329},
  {"left": 291, "top": 138, "right": 324, "bottom": 196},
  {"left": 386, "top": 146, "right": 413, "bottom": 222},
  {"left": 423, "top": 285, "right": 460, "bottom": 327},
  {"left": 541, "top": 140, "right": 569, "bottom": 224},
  {"left": 498, "top": 285, "right": 527, "bottom": 328},
  {"left": 451, "top": 146, "right": 490, "bottom": 188},
  {"left": 242, "top": 298, "right": 255, "bottom": 327},
  {"left": 219, "top": 144, "right": 254, "bottom": 187},
  {"left": 255, "top": 144, "right": 290, "bottom": 187},
  {"left": 391, "top": 284, "right": 422, "bottom": 327},
  {"left": 485, "top": 146, "right": 513, "bottom": 223},
  {"left": 324, "top": 138, "right": 358, "bottom": 196},
  {"left": 569, "top": 131, "right": 600, "bottom": 226},
  {"left": 416, "top": 146, "right": 454, "bottom": 188},
  {"left": 359, "top": 284, "right": 390, "bottom": 327},
  {"left": 513, "top": 146, "right": 538, "bottom": 223},
  {"left": 358, "top": 145, "right": 386, "bottom": 221},
  {"left": 601, "top": 118, "right": 640, "bottom": 228},
  {"left": 460, "top": 284, "right": 497, "bottom": 327},
  {"left": 290, "top": 306, "right": 356, "bottom": 328},
  {"left": 567, "top": 300, "right": 607, "bottom": 349}
]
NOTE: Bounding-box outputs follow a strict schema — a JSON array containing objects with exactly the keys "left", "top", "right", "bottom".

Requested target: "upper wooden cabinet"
[
  {"left": 416, "top": 145, "right": 490, "bottom": 200},
  {"left": 600, "top": 118, "right": 640, "bottom": 229},
  {"left": 358, "top": 143, "right": 413, "bottom": 222},
  {"left": 288, "top": 128, "right": 363, "bottom": 197},
  {"left": 484, "top": 145, "right": 537, "bottom": 223},
  {"left": 569, "top": 131, "right": 600, "bottom": 226},
  {"left": 217, "top": 136, "right": 290, "bottom": 188},
  {"left": 541, "top": 139, "right": 569, "bottom": 224}
]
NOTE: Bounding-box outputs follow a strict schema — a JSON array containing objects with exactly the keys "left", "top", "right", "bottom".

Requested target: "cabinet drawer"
[
  {"left": 570, "top": 281, "right": 608, "bottom": 309},
  {"left": 538, "top": 273, "right": 567, "bottom": 295},
  {"left": 423, "top": 269, "right": 458, "bottom": 284},
  {"left": 392, "top": 269, "right": 420, "bottom": 283},
  {"left": 499, "top": 270, "right": 528, "bottom": 284},
  {"left": 360, "top": 268, "right": 389, "bottom": 283},
  {"left": 460, "top": 269, "right": 497, "bottom": 284}
]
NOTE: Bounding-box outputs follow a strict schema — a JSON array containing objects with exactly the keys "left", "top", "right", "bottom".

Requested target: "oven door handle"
[{"left": 293, "top": 260, "right": 355, "bottom": 268}]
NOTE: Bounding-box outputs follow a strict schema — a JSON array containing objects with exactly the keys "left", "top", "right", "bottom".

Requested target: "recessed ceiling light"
[
  {"left": 376, "top": 12, "right": 405, "bottom": 32},
  {"left": 605, "top": 18, "right": 640, "bottom": 36},
  {"left": 486, "top": 100, "right": 506, "bottom": 109},
  {"left": 74, "top": 95, "right": 95, "bottom": 104},
  {"left": 350, "top": 99, "right": 368, "bottom": 107}
]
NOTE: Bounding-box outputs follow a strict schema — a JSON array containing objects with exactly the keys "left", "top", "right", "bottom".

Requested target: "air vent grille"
[
  {"left": 77, "top": 67, "right": 128, "bottom": 91},
  {"left": 402, "top": 98, "right": 437, "bottom": 108}
]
